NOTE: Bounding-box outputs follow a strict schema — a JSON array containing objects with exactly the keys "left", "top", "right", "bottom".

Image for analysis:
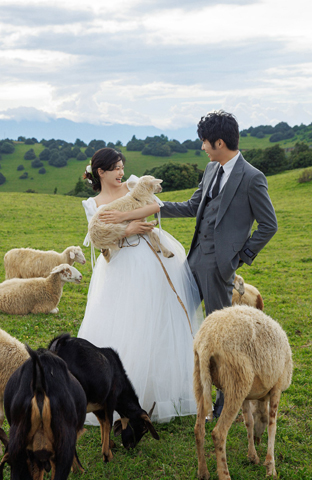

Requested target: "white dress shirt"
[{"left": 208, "top": 151, "right": 240, "bottom": 198}]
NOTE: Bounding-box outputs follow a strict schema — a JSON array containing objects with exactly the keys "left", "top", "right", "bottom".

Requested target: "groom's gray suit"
[{"left": 160, "top": 153, "right": 278, "bottom": 315}]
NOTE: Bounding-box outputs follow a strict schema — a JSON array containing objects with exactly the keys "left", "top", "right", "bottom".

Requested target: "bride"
[{"left": 78, "top": 147, "right": 203, "bottom": 423}]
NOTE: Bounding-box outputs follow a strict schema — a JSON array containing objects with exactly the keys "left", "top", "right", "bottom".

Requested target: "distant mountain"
[{"left": 0, "top": 117, "right": 198, "bottom": 144}]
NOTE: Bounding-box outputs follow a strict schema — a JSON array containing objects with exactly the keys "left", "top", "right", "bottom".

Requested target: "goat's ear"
[
  {"left": 141, "top": 414, "right": 160, "bottom": 440},
  {"left": 113, "top": 419, "right": 122, "bottom": 437},
  {"left": 70, "top": 251, "right": 75, "bottom": 260},
  {"left": 151, "top": 178, "right": 163, "bottom": 184}
]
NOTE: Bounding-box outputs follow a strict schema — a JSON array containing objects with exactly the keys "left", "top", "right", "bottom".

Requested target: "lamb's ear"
[
  {"left": 51, "top": 264, "right": 65, "bottom": 275},
  {"left": 151, "top": 178, "right": 163, "bottom": 184},
  {"left": 69, "top": 251, "right": 75, "bottom": 260}
]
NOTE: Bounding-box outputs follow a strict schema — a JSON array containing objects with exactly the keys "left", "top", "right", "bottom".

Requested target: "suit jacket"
[{"left": 160, "top": 153, "right": 278, "bottom": 282}]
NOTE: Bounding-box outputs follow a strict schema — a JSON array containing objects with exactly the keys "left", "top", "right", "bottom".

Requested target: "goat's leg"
[
  {"left": 212, "top": 390, "right": 248, "bottom": 480},
  {"left": 97, "top": 411, "right": 113, "bottom": 463},
  {"left": 263, "top": 386, "right": 281, "bottom": 478},
  {"left": 194, "top": 397, "right": 210, "bottom": 480},
  {"left": 242, "top": 400, "right": 259, "bottom": 464}
]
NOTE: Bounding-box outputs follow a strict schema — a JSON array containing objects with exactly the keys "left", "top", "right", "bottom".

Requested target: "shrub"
[
  {"left": 24, "top": 148, "right": 36, "bottom": 160},
  {"left": 292, "top": 151, "right": 312, "bottom": 169},
  {"left": 298, "top": 168, "right": 312, "bottom": 183},
  {"left": 76, "top": 151, "right": 88, "bottom": 161},
  {"left": 49, "top": 155, "right": 67, "bottom": 168},
  {"left": 38, "top": 167, "right": 46, "bottom": 174},
  {"left": 142, "top": 143, "right": 171, "bottom": 157},
  {"left": 0, "top": 172, "right": 6, "bottom": 185},
  {"left": 195, "top": 150, "right": 201, "bottom": 156},
  {"left": 166, "top": 140, "right": 187, "bottom": 153},
  {"left": 25, "top": 189, "right": 36, "bottom": 193},
  {"left": 17, "top": 164, "right": 25, "bottom": 171},
  {"left": 126, "top": 136, "right": 145, "bottom": 151},
  {"left": 88, "top": 139, "right": 106, "bottom": 150},
  {"left": 144, "top": 162, "right": 200, "bottom": 191},
  {"left": 182, "top": 139, "right": 202, "bottom": 150},
  {"left": 31, "top": 158, "right": 44, "bottom": 168},
  {"left": 1, "top": 142, "right": 15, "bottom": 154},
  {"left": 24, "top": 138, "right": 35, "bottom": 145},
  {"left": 72, "top": 146, "right": 81, "bottom": 158},
  {"left": 256, "top": 131, "right": 265, "bottom": 139},
  {"left": 84, "top": 146, "right": 95, "bottom": 157},
  {"left": 39, "top": 148, "right": 51, "bottom": 161},
  {"left": 252, "top": 145, "right": 288, "bottom": 175},
  {"left": 75, "top": 138, "right": 87, "bottom": 147},
  {"left": 19, "top": 172, "right": 28, "bottom": 179}
]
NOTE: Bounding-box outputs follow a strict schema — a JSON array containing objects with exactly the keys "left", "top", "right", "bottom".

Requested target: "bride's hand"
[
  {"left": 99, "top": 210, "right": 127, "bottom": 223},
  {"left": 125, "top": 220, "right": 155, "bottom": 236}
]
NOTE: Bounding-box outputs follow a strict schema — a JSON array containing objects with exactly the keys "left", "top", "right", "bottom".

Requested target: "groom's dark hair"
[{"left": 197, "top": 110, "right": 239, "bottom": 151}]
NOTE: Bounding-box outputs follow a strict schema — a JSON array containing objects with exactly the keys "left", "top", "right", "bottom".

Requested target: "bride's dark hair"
[{"left": 84, "top": 148, "right": 126, "bottom": 192}]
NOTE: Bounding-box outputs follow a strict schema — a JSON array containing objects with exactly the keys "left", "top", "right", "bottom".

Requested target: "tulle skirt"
[{"left": 78, "top": 228, "right": 203, "bottom": 423}]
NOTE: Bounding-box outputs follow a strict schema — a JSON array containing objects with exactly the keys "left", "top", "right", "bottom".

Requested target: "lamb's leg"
[
  {"left": 242, "top": 400, "right": 259, "bottom": 464},
  {"left": 194, "top": 397, "right": 210, "bottom": 480},
  {"left": 101, "top": 249, "right": 111, "bottom": 263},
  {"left": 147, "top": 231, "right": 174, "bottom": 258},
  {"left": 263, "top": 386, "right": 281, "bottom": 478}
]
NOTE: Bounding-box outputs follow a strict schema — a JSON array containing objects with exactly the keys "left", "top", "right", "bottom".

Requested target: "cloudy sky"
[{"left": 0, "top": 0, "right": 311, "bottom": 131}]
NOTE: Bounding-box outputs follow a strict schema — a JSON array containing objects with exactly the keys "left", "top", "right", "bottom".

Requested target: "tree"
[
  {"left": 166, "top": 140, "right": 187, "bottom": 153},
  {"left": 88, "top": 139, "right": 106, "bottom": 150},
  {"left": 292, "top": 151, "right": 312, "bottom": 169},
  {"left": 142, "top": 143, "right": 171, "bottom": 157},
  {"left": 18, "top": 136, "right": 26, "bottom": 142},
  {"left": 85, "top": 146, "right": 95, "bottom": 157},
  {"left": 0, "top": 172, "right": 6, "bottom": 185},
  {"left": 1, "top": 142, "right": 15, "bottom": 154},
  {"left": 72, "top": 146, "right": 81, "bottom": 158},
  {"left": 115, "top": 140, "right": 123, "bottom": 147},
  {"left": 182, "top": 139, "right": 202, "bottom": 150},
  {"left": 75, "top": 138, "right": 87, "bottom": 147},
  {"left": 144, "top": 162, "right": 200, "bottom": 191},
  {"left": 48, "top": 154, "right": 67, "bottom": 168},
  {"left": 24, "top": 138, "right": 35, "bottom": 145},
  {"left": 17, "top": 165, "right": 25, "bottom": 171},
  {"left": 126, "top": 135, "right": 145, "bottom": 151},
  {"left": 38, "top": 167, "right": 46, "bottom": 174},
  {"left": 252, "top": 145, "right": 288, "bottom": 175},
  {"left": 24, "top": 149, "right": 36, "bottom": 160},
  {"left": 74, "top": 177, "right": 85, "bottom": 195}
]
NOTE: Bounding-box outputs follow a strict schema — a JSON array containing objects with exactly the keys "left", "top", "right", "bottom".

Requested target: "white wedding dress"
[{"left": 78, "top": 176, "right": 203, "bottom": 423}]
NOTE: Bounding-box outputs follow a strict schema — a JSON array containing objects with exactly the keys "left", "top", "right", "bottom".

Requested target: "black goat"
[
  {"left": 48, "top": 334, "right": 159, "bottom": 462},
  {"left": 1, "top": 346, "right": 87, "bottom": 480}
]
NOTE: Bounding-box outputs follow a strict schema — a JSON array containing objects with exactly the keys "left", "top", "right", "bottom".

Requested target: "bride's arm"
[{"left": 99, "top": 202, "right": 160, "bottom": 224}]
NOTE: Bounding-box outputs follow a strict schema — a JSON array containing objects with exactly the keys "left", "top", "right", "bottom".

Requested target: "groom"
[{"left": 160, "top": 110, "right": 278, "bottom": 416}]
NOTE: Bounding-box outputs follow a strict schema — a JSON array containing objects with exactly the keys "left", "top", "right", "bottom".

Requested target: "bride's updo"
[{"left": 84, "top": 148, "right": 126, "bottom": 192}]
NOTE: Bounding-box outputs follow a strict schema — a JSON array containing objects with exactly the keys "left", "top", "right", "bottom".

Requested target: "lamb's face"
[
  {"left": 51, "top": 264, "right": 82, "bottom": 284},
  {"left": 139, "top": 175, "right": 163, "bottom": 194},
  {"left": 71, "top": 247, "right": 86, "bottom": 265},
  {"left": 234, "top": 274, "right": 245, "bottom": 295}
]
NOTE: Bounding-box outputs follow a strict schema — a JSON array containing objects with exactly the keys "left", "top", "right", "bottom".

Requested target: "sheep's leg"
[
  {"left": 147, "top": 231, "right": 174, "bottom": 258},
  {"left": 212, "top": 390, "right": 248, "bottom": 480},
  {"left": 242, "top": 400, "right": 259, "bottom": 464},
  {"left": 101, "top": 249, "right": 111, "bottom": 263},
  {"left": 252, "top": 397, "right": 269, "bottom": 445},
  {"left": 263, "top": 386, "right": 281, "bottom": 478},
  {"left": 194, "top": 397, "right": 210, "bottom": 480}
]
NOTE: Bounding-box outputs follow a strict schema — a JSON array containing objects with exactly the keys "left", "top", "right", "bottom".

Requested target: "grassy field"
[
  {"left": 0, "top": 167, "right": 311, "bottom": 479},
  {"left": 0, "top": 131, "right": 311, "bottom": 195}
]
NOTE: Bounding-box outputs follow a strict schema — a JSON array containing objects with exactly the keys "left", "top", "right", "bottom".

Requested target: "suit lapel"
[
  {"left": 196, "top": 162, "right": 219, "bottom": 221},
  {"left": 215, "top": 154, "right": 245, "bottom": 227}
]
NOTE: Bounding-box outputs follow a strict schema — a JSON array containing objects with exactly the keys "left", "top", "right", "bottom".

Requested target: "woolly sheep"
[
  {"left": 232, "top": 274, "right": 264, "bottom": 310},
  {"left": 88, "top": 175, "right": 174, "bottom": 262},
  {"left": 4, "top": 246, "right": 86, "bottom": 279},
  {"left": 0, "top": 328, "right": 29, "bottom": 454},
  {"left": 0, "top": 264, "right": 82, "bottom": 315},
  {"left": 193, "top": 305, "right": 292, "bottom": 480}
]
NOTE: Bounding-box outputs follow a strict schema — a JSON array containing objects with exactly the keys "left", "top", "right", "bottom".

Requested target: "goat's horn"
[{"left": 148, "top": 402, "right": 156, "bottom": 417}]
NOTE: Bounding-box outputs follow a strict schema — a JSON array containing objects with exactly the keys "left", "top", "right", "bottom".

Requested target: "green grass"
[
  {"left": 0, "top": 167, "right": 311, "bottom": 479},
  {"left": 1, "top": 131, "right": 312, "bottom": 195}
]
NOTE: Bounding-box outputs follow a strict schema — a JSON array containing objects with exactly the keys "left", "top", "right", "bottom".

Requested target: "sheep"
[
  {"left": 88, "top": 175, "right": 174, "bottom": 262},
  {"left": 193, "top": 305, "right": 292, "bottom": 480},
  {"left": 0, "top": 328, "right": 30, "bottom": 454},
  {"left": 48, "top": 334, "right": 159, "bottom": 462},
  {"left": 232, "top": 274, "right": 264, "bottom": 310},
  {"left": 1, "top": 346, "right": 87, "bottom": 480},
  {"left": 4, "top": 246, "right": 86, "bottom": 279},
  {"left": 0, "top": 264, "right": 82, "bottom": 315}
]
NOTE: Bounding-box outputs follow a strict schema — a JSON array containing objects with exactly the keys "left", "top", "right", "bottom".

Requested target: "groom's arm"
[{"left": 160, "top": 179, "right": 204, "bottom": 219}]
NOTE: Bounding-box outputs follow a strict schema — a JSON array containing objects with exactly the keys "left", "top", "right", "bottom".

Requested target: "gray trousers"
[{"left": 188, "top": 244, "right": 234, "bottom": 316}]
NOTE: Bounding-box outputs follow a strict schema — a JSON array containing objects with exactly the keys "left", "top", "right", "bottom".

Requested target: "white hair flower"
[{"left": 86, "top": 165, "right": 92, "bottom": 174}]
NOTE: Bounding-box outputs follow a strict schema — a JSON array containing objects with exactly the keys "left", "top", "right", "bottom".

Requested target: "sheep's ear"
[
  {"left": 151, "top": 178, "right": 163, "bottom": 184},
  {"left": 51, "top": 265, "right": 64, "bottom": 275},
  {"left": 69, "top": 251, "right": 75, "bottom": 260},
  {"left": 127, "top": 179, "right": 137, "bottom": 189}
]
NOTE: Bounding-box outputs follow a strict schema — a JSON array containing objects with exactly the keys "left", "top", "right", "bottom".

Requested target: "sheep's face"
[
  {"left": 234, "top": 274, "right": 245, "bottom": 295},
  {"left": 139, "top": 175, "right": 163, "bottom": 194},
  {"left": 70, "top": 247, "right": 86, "bottom": 265},
  {"left": 51, "top": 264, "right": 82, "bottom": 283}
]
